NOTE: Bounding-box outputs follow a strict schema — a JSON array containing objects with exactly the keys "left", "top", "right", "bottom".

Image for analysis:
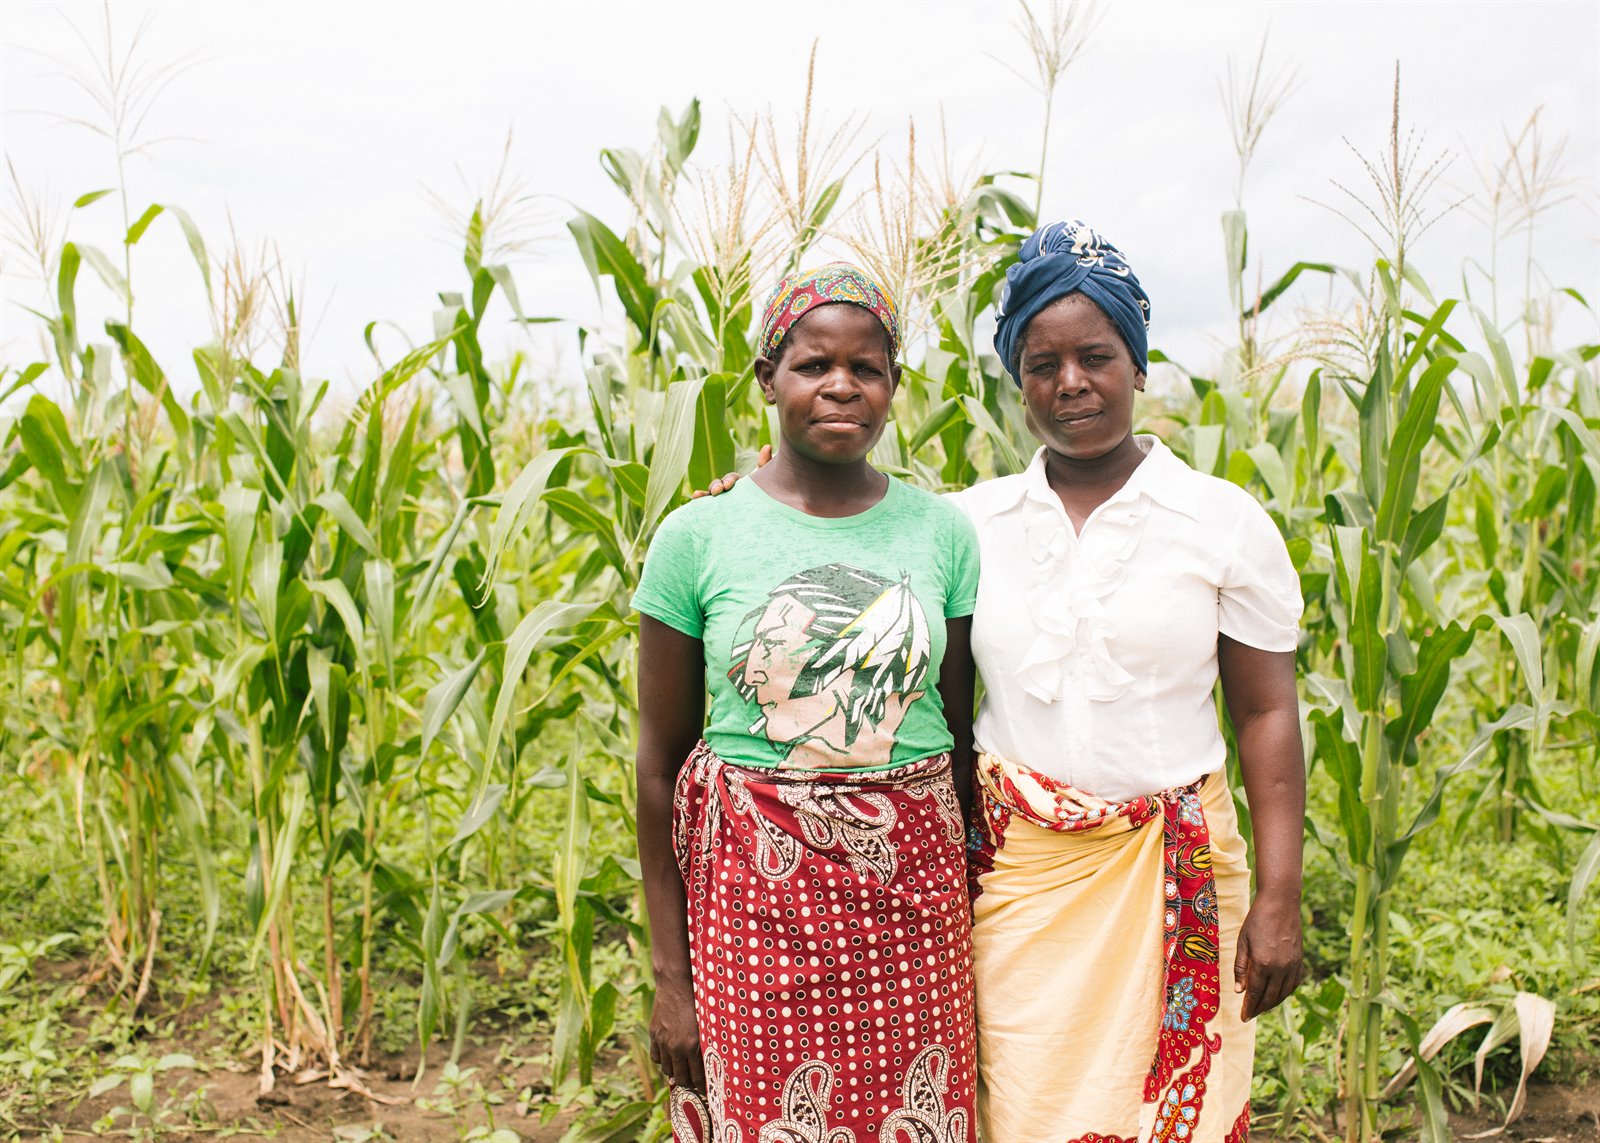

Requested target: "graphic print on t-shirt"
[{"left": 728, "top": 562, "right": 932, "bottom": 769}]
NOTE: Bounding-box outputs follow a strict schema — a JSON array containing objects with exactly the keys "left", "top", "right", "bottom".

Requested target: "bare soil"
[
  {"left": 9, "top": 965, "right": 1597, "bottom": 1142},
  {"left": 17, "top": 1040, "right": 576, "bottom": 1142},
  {"left": 18, "top": 1057, "right": 1600, "bottom": 1142},
  {"left": 1448, "top": 1080, "right": 1600, "bottom": 1143}
]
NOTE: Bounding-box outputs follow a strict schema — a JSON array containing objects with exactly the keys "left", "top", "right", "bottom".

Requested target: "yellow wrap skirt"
[{"left": 969, "top": 752, "right": 1254, "bottom": 1143}]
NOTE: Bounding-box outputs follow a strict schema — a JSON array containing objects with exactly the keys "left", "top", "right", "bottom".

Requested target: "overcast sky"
[{"left": 2, "top": 0, "right": 1597, "bottom": 402}]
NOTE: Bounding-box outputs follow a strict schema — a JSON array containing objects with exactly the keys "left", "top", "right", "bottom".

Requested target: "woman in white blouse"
[
  {"left": 700, "top": 220, "right": 1304, "bottom": 1143},
  {"left": 952, "top": 220, "right": 1304, "bottom": 1143}
]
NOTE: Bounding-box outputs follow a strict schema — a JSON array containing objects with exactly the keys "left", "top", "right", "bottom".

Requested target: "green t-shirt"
[{"left": 632, "top": 476, "right": 980, "bottom": 773}]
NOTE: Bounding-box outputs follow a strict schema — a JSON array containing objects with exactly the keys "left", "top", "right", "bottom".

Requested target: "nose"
[
  {"left": 819, "top": 363, "right": 860, "bottom": 399},
  {"left": 1056, "top": 362, "right": 1091, "bottom": 397}
]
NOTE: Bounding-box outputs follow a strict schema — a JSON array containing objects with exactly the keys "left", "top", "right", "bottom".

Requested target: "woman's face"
[
  {"left": 755, "top": 304, "right": 900, "bottom": 467},
  {"left": 1017, "top": 294, "right": 1144, "bottom": 462}
]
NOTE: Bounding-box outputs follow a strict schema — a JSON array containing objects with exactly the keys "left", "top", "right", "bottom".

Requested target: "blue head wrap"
[{"left": 993, "top": 219, "right": 1152, "bottom": 383}]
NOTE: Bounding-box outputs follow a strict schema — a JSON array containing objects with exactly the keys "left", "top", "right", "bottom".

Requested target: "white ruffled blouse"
[{"left": 946, "top": 435, "right": 1302, "bottom": 801}]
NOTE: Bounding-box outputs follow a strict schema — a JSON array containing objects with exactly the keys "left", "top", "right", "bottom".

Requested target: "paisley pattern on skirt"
[{"left": 670, "top": 743, "right": 976, "bottom": 1143}]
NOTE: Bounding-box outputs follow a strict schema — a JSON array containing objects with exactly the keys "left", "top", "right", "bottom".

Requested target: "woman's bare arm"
[
  {"left": 938, "top": 616, "right": 976, "bottom": 826},
  {"left": 636, "top": 615, "right": 708, "bottom": 1088},
  {"left": 1217, "top": 634, "right": 1306, "bottom": 1021}
]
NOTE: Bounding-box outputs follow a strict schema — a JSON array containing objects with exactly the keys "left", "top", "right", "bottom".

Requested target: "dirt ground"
[
  {"left": 9, "top": 973, "right": 1599, "bottom": 1143},
  {"left": 16, "top": 1040, "right": 576, "bottom": 1142},
  {"left": 15, "top": 1061, "right": 1600, "bottom": 1142}
]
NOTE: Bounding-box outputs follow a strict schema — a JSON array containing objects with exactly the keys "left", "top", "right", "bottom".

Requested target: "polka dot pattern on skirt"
[{"left": 669, "top": 745, "right": 976, "bottom": 1142}]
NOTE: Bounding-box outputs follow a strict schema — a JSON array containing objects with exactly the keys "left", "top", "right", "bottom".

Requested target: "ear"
[
  {"left": 1134, "top": 370, "right": 1146, "bottom": 393},
  {"left": 755, "top": 356, "right": 777, "bottom": 404},
  {"left": 889, "top": 362, "right": 902, "bottom": 396}
]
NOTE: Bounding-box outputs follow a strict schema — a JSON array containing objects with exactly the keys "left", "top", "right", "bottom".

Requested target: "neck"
[
  {"left": 752, "top": 450, "right": 888, "bottom": 517},
  {"left": 1042, "top": 433, "right": 1146, "bottom": 492}
]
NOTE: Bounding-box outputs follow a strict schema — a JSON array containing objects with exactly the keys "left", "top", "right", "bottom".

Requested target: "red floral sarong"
[
  {"left": 970, "top": 753, "right": 1251, "bottom": 1143},
  {"left": 669, "top": 742, "right": 977, "bottom": 1143}
]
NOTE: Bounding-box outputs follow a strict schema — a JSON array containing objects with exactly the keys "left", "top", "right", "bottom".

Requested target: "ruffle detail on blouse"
[{"left": 1014, "top": 489, "right": 1151, "bottom": 704}]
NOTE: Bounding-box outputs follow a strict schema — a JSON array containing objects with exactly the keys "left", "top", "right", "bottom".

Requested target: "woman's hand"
[
  {"left": 649, "top": 971, "right": 705, "bottom": 1090},
  {"left": 691, "top": 445, "right": 773, "bottom": 498},
  {"left": 1234, "top": 889, "right": 1304, "bottom": 1020}
]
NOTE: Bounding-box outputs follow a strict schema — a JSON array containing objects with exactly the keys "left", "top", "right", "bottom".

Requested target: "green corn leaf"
[
  {"left": 439, "top": 888, "right": 516, "bottom": 966},
  {"left": 1568, "top": 831, "right": 1600, "bottom": 966},
  {"left": 75, "top": 243, "right": 129, "bottom": 305},
  {"left": 1376, "top": 354, "right": 1453, "bottom": 546},
  {"left": 643, "top": 378, "right": 705, "bottom": 532},
  {"left": 544, "top": 488, "right": 627, "bottom": 572},
  {"left": 1385, "top": 619, "right": 1480, "bottom": 764},
  {"left": 410, "top": 497, "right": 477, "bottom": 638},
  {"left": 553, "top": 738, "right": 591, "bottom": 922},
  {"left": 248, "top": 779, "right": 307, "bottom": 966},
  {"left": 1310, "top": 708, "right": 1369, "bottom": 866},
  {"left": 220, "top": 484, "right": 261, "bottom": 604},
  {"left": 60, "top": 462, "right": 118, "bottom": 658},
  {"left": 481, "top": 447, "right": 577, "bottom": 596},
  {"left": 1398, "top": 704, "right": 1536, "bottom": 852},
  {"left": 1221, "top": 210, "right": 1247, "bottom": 305},
  {"left": 479, "top": 600, "right": 598, "bottom": 797},
  {"left": 19, "top": 395, "right": 81, "bottom": 514},
  {"left": 1399, "top": 492, "right": 1451, "bottom": 569},
  {"left": 1227, "top": 441, "right": 1292, "bottom": 506},
  {"left": 364, "top": 558, "right": 396, "bottom": 683},
  {"left": 601, "top": 457, "right": 649, "bottom": 508},
  {"left": 961, "top": 395, "right": 1026, "bottom": 474},
  {"left": 1472, "top": 303, "right": 1521, "bottom": 406},
  {"left": 447, "top": 785, "right": 508, "bottom": 852},
  {"left": 687, "top": 374, "right": 736, "bottom": 493},
  {"left": 1396, "top": 299, "right": 1457, "bottom": 385},
  {"left": 162, "top": 758, "right": 220, "bottom": 966},
  {"left": 1243, "top": 261, "right": 1354, "bottom": 318},
  {"left": 308, "top": 578, "right": 366, "bottom": 666},
  {"left": 106, "top": 321, "right": 191, "bottom": 440},
  {"left": 908, "top": 397, "right": 964, "bottom": 457},
  {"left": 313, "top": 490, "right": 380, "bottom": 558},
  {"left": 1358, "top": 357, "right": 1389, "bottom": 515},
  {"left": 1575, "top": 610, "right": 1600, "bottom": 713},
  {"left": 125, "top": 203, "right": 164, "bottom": 245},
  {"left": 421, "top": 650, "right": 488, "bottom": 759},
  {"left": 1493, "top": 613, "right": 1548, "bottom": 706},
  {"left": 569, "top": 210, "right": 657, "bottom": 344},
  {"left": 249, "top": 540, "right": 283, "bottom": 648}
]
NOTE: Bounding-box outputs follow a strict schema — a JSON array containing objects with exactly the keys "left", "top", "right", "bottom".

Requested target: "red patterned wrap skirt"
[{"left": 668, "top": 742, "right": 978, "bottom": 1143}]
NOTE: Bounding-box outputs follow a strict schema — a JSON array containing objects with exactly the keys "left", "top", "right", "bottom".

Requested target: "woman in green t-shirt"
[{"left": 633, "top": 264, "right": 980, "bottom": 1143}]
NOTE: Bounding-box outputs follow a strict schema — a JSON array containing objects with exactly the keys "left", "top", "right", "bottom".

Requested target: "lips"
[
  {"left": 1055, "top": 410, "right": 1102, "bottom": 427},
  {"left": 813, "top": 417, "right": 867, "bottom": 428}
]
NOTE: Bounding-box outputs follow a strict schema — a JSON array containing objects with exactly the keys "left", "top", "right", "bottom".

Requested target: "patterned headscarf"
[
  {"left": 759, "top": 262, "right": 901, "bottom": 362},
  {"left": 993, "top": 220, "right": 1152, "bottom": 383}
]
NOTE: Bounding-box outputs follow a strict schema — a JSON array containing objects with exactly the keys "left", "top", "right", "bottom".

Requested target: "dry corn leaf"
[
  {"left": 1382, "top": 1002, "right": 1496, "bottom": 1098},
  {"left": 1505, "top": 991, "right": 1555, "bottom": 1125}
]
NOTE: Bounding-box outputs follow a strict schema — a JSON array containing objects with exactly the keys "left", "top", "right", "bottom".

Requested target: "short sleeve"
[
  {"left": 1218, "top": 496, "right": 1302, "bottom": 651},
  {"left": 630, "top": 508, "right": 704, "bottom": 638},
  {"left": 945, "top": 507, "right": 980, "bottom": 619}
]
